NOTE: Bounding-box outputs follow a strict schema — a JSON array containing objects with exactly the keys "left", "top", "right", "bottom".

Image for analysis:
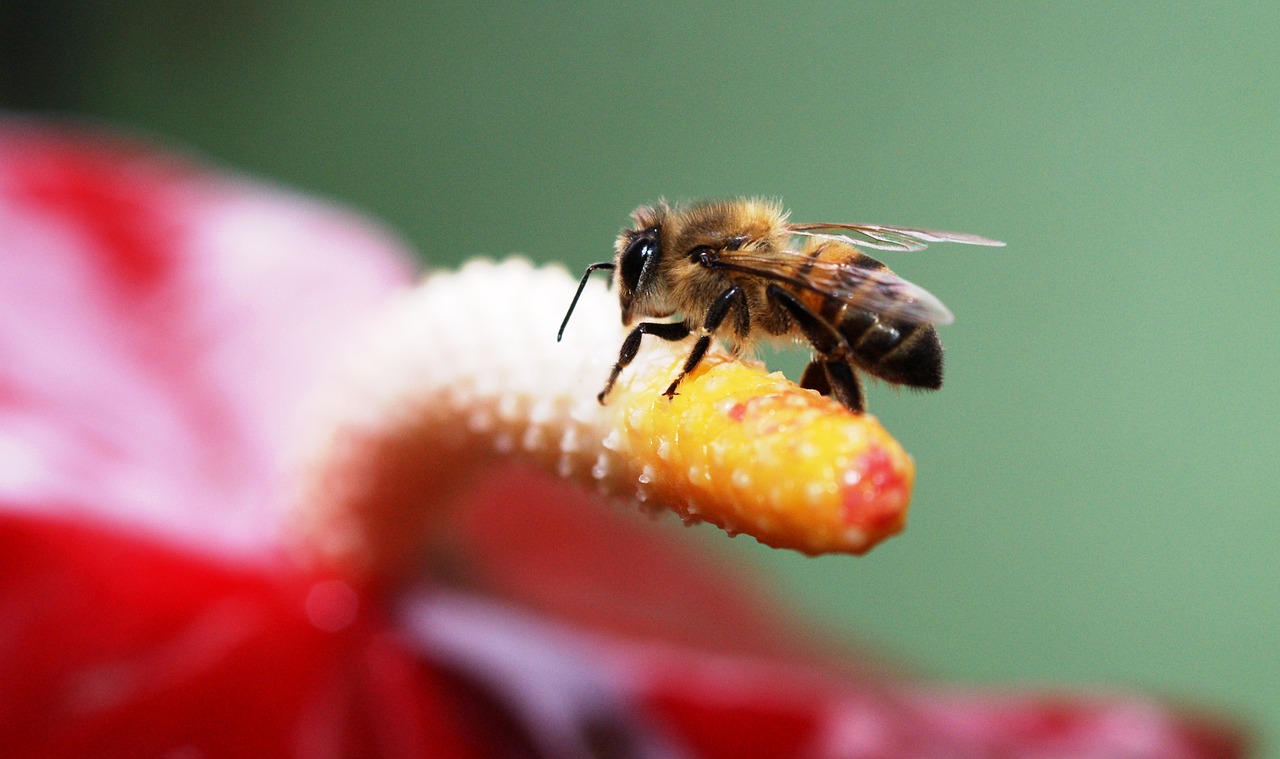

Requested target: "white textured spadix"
[{"left": 290, "top": 259, "right": 914, "bottom": 578}]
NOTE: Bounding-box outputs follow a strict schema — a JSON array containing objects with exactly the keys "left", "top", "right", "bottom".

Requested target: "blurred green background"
[{"left": 6, "top": 0, "right": 1277, "bottom": 751}]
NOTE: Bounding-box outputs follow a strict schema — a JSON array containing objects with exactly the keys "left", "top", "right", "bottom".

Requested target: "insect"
[{"left": 557, "top": 198, "right": 1003, "bottom": 413}]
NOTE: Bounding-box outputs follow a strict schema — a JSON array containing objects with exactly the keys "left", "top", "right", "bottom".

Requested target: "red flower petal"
[
  {"left": 0, "top": 510, "right": 494, "bottom": 759},
  {"left": 445, "top": 465, "right": 888, "bottom": 671}
]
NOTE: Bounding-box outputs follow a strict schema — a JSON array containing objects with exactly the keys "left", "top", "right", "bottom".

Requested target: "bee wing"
[
  {"left": 790, "top": 223, "right": 1006, "bottom": 252},
  {"left": 716, "top": 248, "right": 955, "bottom": 326}
]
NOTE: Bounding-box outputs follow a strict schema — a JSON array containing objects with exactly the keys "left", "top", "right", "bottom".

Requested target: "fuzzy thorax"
[{"left": 289, "top": 259, "right": 914, "bottom": 579}]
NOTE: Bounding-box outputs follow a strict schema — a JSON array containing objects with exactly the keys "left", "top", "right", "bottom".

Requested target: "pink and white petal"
[{"left": 0, "top": 122, "right": 416, "bottom": 552}]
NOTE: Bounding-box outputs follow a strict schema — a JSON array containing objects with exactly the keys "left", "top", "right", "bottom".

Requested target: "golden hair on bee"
[{"left": 558, "top": 197, "right": 1003, "bottom": 413}]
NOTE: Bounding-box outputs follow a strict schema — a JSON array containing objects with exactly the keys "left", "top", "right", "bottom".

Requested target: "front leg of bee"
[
  {"left": 662, "top": 285, "right": 746, "bottom": 399},
  {"left": 599, "top": 321, "right": 692, "bottom": 403}
]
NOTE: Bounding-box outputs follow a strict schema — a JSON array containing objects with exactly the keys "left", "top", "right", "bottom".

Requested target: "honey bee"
[{"left": 557, "top": 198, "right": 1003, "bottom": 413}]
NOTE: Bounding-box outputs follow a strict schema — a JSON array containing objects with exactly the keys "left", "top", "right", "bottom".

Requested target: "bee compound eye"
[{"left": 619, "top": 235, "right": 657, "bottom": 293}]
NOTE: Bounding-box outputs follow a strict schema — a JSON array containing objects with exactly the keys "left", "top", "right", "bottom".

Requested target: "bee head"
[{"left": 615, "top": 226, "right": 663, "bottom": 324}]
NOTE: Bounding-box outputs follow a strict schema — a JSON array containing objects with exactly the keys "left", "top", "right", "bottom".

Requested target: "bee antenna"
[{"left": 557, "top": 262, "right": 616, "bottom": 341}]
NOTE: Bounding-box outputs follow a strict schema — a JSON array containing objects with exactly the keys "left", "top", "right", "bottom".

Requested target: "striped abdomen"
[{"left": 794, "top": 250, "right": 944, "bottom": 389}]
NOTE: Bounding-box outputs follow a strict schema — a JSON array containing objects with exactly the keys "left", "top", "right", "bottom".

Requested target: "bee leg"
[
  {"left": 599, "top": 321, "right": 691, "bottom": 403},
  {"left": 799, "top": 359, "right": 831, "bottom": 395},
  {"left": 767, "top": 285, "right": 865, "bottom": 413},
  {"left": 766, "top": 285, "right": 844, "bottom": 354},
  {"left": 662, "top": 286, "right": 746, "bottom": 399},
  {"left": 799, "top": 358, "right": 864, "bottom": 412},
  {"left": 821, "top": 360, "right": 865, "bottom": 413}
]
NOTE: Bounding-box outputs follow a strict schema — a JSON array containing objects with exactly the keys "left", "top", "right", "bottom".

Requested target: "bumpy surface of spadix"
[{"left": 293, "top": 259, "right": 914, "bottom": 570}]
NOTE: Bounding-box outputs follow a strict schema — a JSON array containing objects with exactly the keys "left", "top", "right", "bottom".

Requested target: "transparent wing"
[
  {"left": 713, "top": 248, "right": 955, "bottom": 326},
  {"left": 790, "top": 223, "right": 1006, "bottom": 252}
]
